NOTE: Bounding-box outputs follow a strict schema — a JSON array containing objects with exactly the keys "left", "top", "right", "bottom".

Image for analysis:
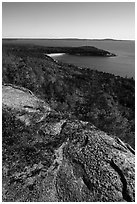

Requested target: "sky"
[{"left": 2, "top": 2, "right": 135, "bottom": 40}]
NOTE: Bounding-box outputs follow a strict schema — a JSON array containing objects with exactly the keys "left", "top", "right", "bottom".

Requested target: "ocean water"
[
  {"left": 3, "top": 39, "right": 135, "bottom": 78},
  {"left": 47, "top": 40, "right": 135, "bottom": 78}
]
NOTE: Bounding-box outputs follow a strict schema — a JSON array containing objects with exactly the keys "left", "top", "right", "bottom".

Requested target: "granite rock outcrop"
[{"left": 2, "top": 85, "right": 135, "bottom": 202}]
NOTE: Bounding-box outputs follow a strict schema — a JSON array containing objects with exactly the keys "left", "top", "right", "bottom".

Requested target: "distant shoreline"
[
  {"left": 2, "top": 38, "right": 135, "bottom": 42},
  {"left": 2, "top": 40, "right": 134, "bottom": 78}
]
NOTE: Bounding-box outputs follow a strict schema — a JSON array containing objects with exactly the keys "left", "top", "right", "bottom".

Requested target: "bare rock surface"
[
  {"left": 3, "top": 84, "right": 51, "bottom": 126},
  {"left": 2, "top": 85, "right": 135, "bottom": 202}
]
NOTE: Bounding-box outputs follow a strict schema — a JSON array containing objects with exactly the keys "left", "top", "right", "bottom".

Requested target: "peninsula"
[
  {"left": 38, "top": 46, "right": 116, "bottom": 57},
  {"left": 2, "top": 39, "right": 116, "bottom": 57}
]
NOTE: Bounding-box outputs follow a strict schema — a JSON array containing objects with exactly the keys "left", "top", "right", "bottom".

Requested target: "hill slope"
[
  {"left": 2, "top": 84, "right": 135, "bottom": 202},
  {"left": 2, "top": 44, "right": 135, "bottom": 148}
]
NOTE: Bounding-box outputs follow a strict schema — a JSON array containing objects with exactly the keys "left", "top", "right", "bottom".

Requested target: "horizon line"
[{"left": 2, "top": 37, "right": 135, "bottom": 41}]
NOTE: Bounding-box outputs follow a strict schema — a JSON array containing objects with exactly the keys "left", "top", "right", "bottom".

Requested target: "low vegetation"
[{"left": 2, "top": 43, "right": 135, "bottom": 148}]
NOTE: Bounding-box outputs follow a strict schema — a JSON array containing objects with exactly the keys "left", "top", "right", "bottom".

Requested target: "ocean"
[{"left": 45, "top": 40, "right": 135, "bottom": 78}]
